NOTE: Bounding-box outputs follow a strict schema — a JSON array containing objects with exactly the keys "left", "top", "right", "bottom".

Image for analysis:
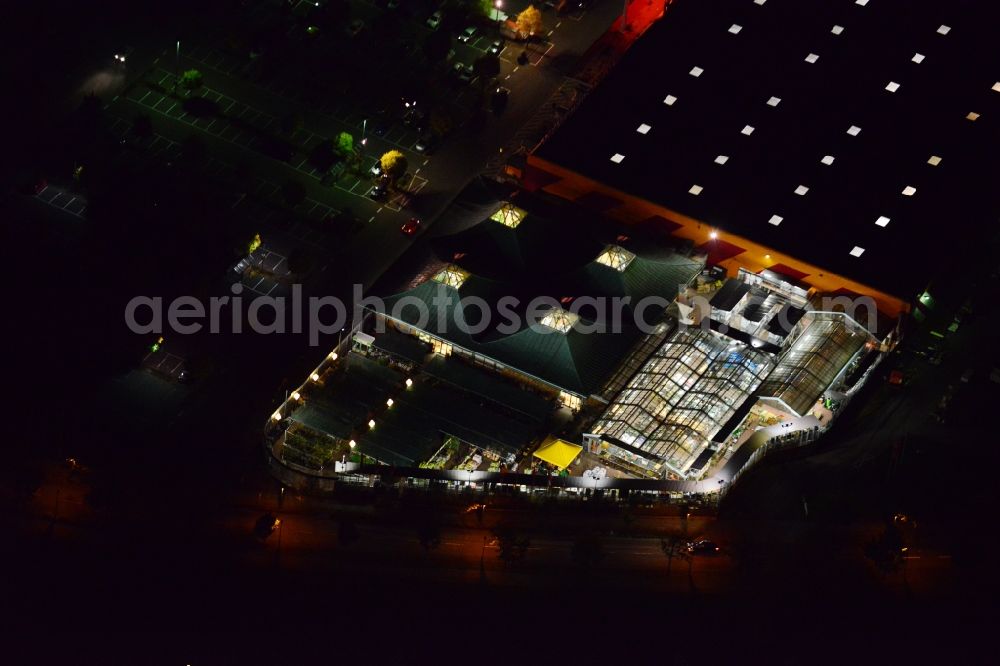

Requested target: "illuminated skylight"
[
  {"left": 610, "top": 153, "right": 625, "bottom": 163},
  {"left": 754, "top": 0, "right": 766, "bottom": 5},
  {"left": 741, "top": 125, "right": 755, "bottom": 135},
  {"left": 805, "top": 53, "right": 819, "bottom": 64},
  {"left": 539, "top": 308, "right": 579, "bottom": 334},
  {"left": 821, "top": 155, "right": 835, "bottom": 165},
  {"left": 875, "top": 215, "right": 890, "bottom": 227},
  {"left": 714, "top": 155, "right": 729, "bottom": 165},
  {"left": 489, "top": 203, "right": 527, "bottom": 228},
  {"left": 794, "top": 185, "right": 809, "bottom": 196},
  {"left": 432, "top": 266, "right": 470, "bottom": 289},
  {"left": 768, "top": 215, "right": 783, "bottom": 226},
  {"left": 729, "top": 24, "right": 742, "bottom": 34},
  {"left": 856, "top": 0, "right": 868, "bottom": 6},
  {"left": 664, "top": 94, "right": 677, "bottom": 106},
  {"left": 927, "top": 155, "right": 942, "bottom": 166},
  {"left": 689, "top": 184, "right": 704, "bottom": 195},
  {"left": 912, "top": 53, "right": 925, "bottom": 64},
  {"left": 690, "top": 66, "right": 704, "bottom": 77},
  {"left": 885, "top": 81, "right": 900, "bottom": 93},
  {"left": 767, "top": 96, "right": 781, "bottom": 107},
  {"left": 966, "top": 112, "right": 980, "bottom": 121},
  {"left": 596, "top": 245, "right": 637, "bottom": 272},
  {"left": 937, "top": 24, "right": 951, "bottom": 35},
  {"left": 832, "top": 25, "right": 844, "bottom": 35},
  {"left": 847, "top": 125, "right": 861, "bottom": 136},
  {"left": 849, "top": 246, "right": 865, "bottom": 257},
  {"left": 902, "top": 185, "right": 916, "bottom": 196},
  {"left": 993, "top": 82, "right": 1000, "bottom": 92},
  {"left": 637, "top": 123, "right": 652, "bottom": 134}
]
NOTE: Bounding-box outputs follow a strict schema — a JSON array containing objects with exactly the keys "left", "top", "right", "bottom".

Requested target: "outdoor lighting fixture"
[
  {"left": 709, "top": 231, "right": 718, "bottom": 239},
  {"left": 405, "top": 378, "right": 413, "bottom": 388},
  {"left": 291, "top": 391, "right": 301, "bottom": 401},
  {"left": 310, "top": 372, "right": 320, "bottom": 382},
  {"left": 928, "top": 155, "right": 942, "bottom": 166},
  {"left": 368, "top": 419, "right": 376, "bottom": 429},
  {"left": 271, "top": 411, "right": 282, "bottom": 421},
  {"left": 688, "top": 184, "right": 703, "bottom": 195},
  {"left": 329, "top": 351, "right": 338, "bottom": 360},
  {"left": 386, "top": 398, "right": 394, "bottom": 408},
  {"left": 349, "top": 440, "right": 356, "bottom": 449}
]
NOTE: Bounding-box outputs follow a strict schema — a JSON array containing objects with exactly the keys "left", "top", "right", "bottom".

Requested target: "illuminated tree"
[
  {"left": 379, "top": 150, "right": 408, "bottom": 180},
  {"left": 335, "top": 131, "right": 354, "bottom": 157},
  {"left": 248, "top": 233, "right": 262, "bottom": 254},
  {"left": 515, "top": 5, "right": 543, "bottom": 39},
  {"left": 179, "top": 69, "right": 203, "bottom": 92}
]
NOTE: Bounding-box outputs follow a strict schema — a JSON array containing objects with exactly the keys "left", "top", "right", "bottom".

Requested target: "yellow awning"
[{"left": 532, "top": 437, "right": 583, "bottom": 471}]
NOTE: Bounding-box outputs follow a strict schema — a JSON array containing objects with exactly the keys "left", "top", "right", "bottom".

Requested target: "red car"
[{"left": 400, "top": 218, "right": 421, "bottom": 235}]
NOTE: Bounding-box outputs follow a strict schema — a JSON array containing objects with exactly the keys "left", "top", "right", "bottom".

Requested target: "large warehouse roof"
[{"left": 536, "top": 0, "right": 1000, "bottom": 300}]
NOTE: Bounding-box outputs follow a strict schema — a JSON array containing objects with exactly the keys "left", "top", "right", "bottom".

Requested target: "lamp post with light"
[{"left": 494, "top": 0, "right": 502, "bottom": 27}]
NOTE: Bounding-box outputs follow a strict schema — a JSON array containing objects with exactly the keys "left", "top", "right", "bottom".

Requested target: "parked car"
[
  {"left": 426, "top": 11, "right": 443, "bottom": 29},
  {"left": 453, "top": 62, "right": 474, "bottom": 84},
  {"left": 687, "top": 539, "right": 721, "bottom": 555},
  {"left": 491, "top": 86, "right": 510, "bottom": 112},
  {"left": 488, "top": 38, "right": 504, "bottom": 55},
  {"left": 400, "top": 218, "right": 421, "bottom": 235},
  {"left": 414, "top": 133, "right": 440, "bottom": 154},
  {"left": 458, "top": 26, "right": 477, "bottom": 43},
  {"left": 113, "top": 46, "right": 133, "bottom": 64},
  {"left": 369, "top": 180, "right": 388, "bottom": 199},
  {"left": 370, "top": 161, "right": 383, "bottom": 177}
]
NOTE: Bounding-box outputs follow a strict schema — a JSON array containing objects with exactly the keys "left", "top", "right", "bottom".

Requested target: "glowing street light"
[
  {"left": 310, "top": 372, "right": 320, "bottom": 382},
  {"left": 329, "top": 351, "right": 338, "bottom": 361},
  {"left": 349, "top": 440, "right": 356, "bottom": 450},
  {"left": 271, "top": 410, "right": 282, "bottom": 421},
  {"left": 709, "top": 231, "right": 718, "bottom": 240},
  {"left": 386, "top": 398, "right": 394, "bottom": 407},
  {"left": 405, "top": 378, "right": 413, "bottom": 388},
  {"left": 368, "top": 419, "right": 376, "bottom": 428},
  {"left": 291, "top": 391, "right": 301, "bottom": 401}
]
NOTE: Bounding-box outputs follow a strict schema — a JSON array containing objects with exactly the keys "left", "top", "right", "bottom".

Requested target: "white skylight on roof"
[
  {"left": 596, "top": 245, "right": 637, "bottom": 272},
  {"left": 754, "top": 0, "right": 766, "bottom": 5},
  {"left": 794, "top": 185, "right": 809, "bottom": 196},
  {"left": 937, "top": 24, "right": 951, "bottom": 35},
  {"left": 768, "top": 215, "right": 783, "bottom": 226},
  {"left": 637, "top": 123, "right": 652, "bottom": 134},
  {"left": 741, "top": 125, "right": 755, "bottom": 135},
  {"left": 885, "top": 81, "right": 900, "bottom": 93},
  {"left": 767, "top": 96, "right": 781, "bottom": 107},
  {"left": 805, "top": 53, "right": 819, "bottom": 64},
  {"left": 664, "top": 94, "right": 677, "bottom": 106},
  {"left": 821, "top": 155, "right": 835, "bottom": 165},
  {"left": 689, "top": 66, "right": 704, "bottom": 77},
  {"left": 539, "top": 308, "right": 579, "bottom": 334},
  {"left": 432, "top": 266, "right": 470, "bottom": 289},
  {"left": 902, "top": 185, "right": 916, "bottom": 196},
  {"left": 729, "top": 23, "right": 742, "bottom": 34},
  {"left": 849, "top": 246, "right": 866, "bottom": 257},
  {"left": 714, "top": 155, "right": 729, "bottom": 165},
  {"left": 992, "top": 82, "right": 1000, "bottom": 92},
  {"left": 489, "top": 203, "right": 527, "bottom": 228},
  {"left": 967, "top": 112, "right": 980, "bottom": 121},
  {"left": 875, "top": 215, "right": 890, "bottom": 227},
  {"left": 927, "top": 155, "right": 942, "bottom": 166},
  {"left": 847, "top": 125, "right": 861, "bottom": 136},
  {"left": 610, "top": 153, "right": 625, "bottom": 163},
  {"left": 912, "top": 52, "right": 925, "bottom": 64},
  {"left": 689, "top": 184, "right": 704, "bottom": 195},
  {"left": 832, "top": 25, "right": 844, "bottom": 35},
  {"left": 856, "top": 0, "right": 869, "bottom": 6}
]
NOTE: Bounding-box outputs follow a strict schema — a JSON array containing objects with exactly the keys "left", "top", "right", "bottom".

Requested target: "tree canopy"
[
  {"left": 180, "top": 69, "right": 203, "bottom": 91},
  {"left": 335, "top": 131, "right": 354, "bottom": 157},
  {"left": 516, "top": 5, "right": 543, "bottom": 39},
  {"left": 380, "top": 150, "right": 408, "bottom": 180}
]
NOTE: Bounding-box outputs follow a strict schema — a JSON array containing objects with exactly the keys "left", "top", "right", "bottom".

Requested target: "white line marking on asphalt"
[
  {"left": 422, "top": 158, "right": 429, "bottom": 166},
  {"left": 368, "top": 215, "right": 376, "bottom": 223}
]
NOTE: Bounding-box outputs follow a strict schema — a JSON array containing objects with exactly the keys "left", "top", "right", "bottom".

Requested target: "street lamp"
[{"left": 495, "top": 0, "right": 502, "bottom": 27}]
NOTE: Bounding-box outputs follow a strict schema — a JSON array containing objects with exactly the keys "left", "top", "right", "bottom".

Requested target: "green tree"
[
  {"left": 247, "top": 233, "right": 262, "bottom": 254},
  {"left": 334, "top": 131, "right": 354, "bottom": 157},
  {"left": 379, "top": 150, "right": 408, "bottom": 181},
  {"left": 515, "top": 5, "right": 543, "bottom": 39},
  {"left": 180, "top": 69, "right": 203, "bottom": 92}
]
